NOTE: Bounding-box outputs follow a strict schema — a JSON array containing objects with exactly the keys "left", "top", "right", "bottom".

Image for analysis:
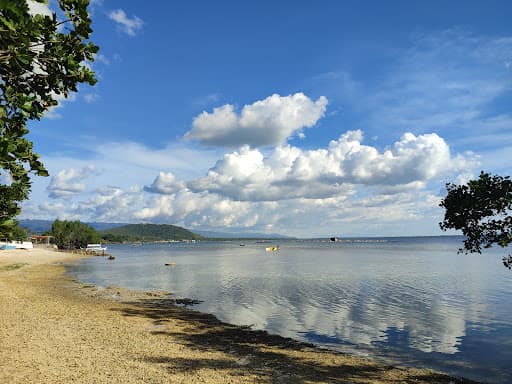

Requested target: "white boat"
[
  {"left": 85, "top": 243, "right": 107, "bottom": 253},
  {"left": 0, "top": 241, "right": 33, "bottom": 250}
]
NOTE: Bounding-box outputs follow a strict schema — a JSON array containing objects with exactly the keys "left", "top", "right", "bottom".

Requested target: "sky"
[{"left": 19, "top": 0, "right": 512, "bottom": 237}]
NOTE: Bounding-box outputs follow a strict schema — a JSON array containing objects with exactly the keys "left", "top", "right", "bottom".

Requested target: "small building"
[{"left": 30, "top": 235, "right": 52, "bottom": 245}]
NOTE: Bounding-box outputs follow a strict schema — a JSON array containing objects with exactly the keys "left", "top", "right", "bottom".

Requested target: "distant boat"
[
  {"left": 330, "top": 237, "right": 339, "bottom": 242},
  {"left": 265, "top": 246, "right": 280, "bottom": 252}
]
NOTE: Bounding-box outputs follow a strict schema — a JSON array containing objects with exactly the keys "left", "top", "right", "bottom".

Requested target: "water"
[{"left": 67, "top": 237, "right": 512, "bottom": 383}]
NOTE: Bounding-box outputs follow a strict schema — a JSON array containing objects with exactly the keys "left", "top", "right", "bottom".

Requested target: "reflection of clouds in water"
[
  {"left": 79, "top": 242, "right": 502, "bottom": 359},
  {"left": 183, "top": 262, "right": 490, "bottom": 355}
]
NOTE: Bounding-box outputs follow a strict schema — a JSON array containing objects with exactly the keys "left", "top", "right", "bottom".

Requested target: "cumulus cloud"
[
  {"left": 185, "top": 93, "right": 328, "bottom": 147},
  {"left": 134, "top": 190, "right": 276, "bottom": 229},
  {"left": 76, "top": 186, "right": 144, "bottom": 222},
  {"left": 23, "top": 129, "right": 477, "bottom": 237},
  {"left": 47, "top": 165, "right": 96, "bottom": 199},
  {"left": 126, "top": 129, "right": 476, "bottom": 236},
  {"left": 186, "top": 130, "right": 475, "bottom": 201},
  {"left": 108, "top": 9, "right": 143, "bottom": 36},
  {"left": 144, "top": 172, "right": 186, "bottom": 194}
]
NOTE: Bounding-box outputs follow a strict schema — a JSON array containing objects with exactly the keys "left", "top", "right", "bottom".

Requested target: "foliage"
[
  {"left": 0, "top": 0, "right": 98, "bottom": 238},
  {"left": 439, "top": 172, "right": 512, "bottom": 267},
  {"left": 49, "top": 219, "right": 100, "bottom": 249},
  {"left": 0, "top": 216, "right": 27, "bottom": 241},
  {"left": 100, "top": 224, "right": 204, "bottom": 243},
  {"left": 11, "top": 219, "right": 27, "bottom": 240}
]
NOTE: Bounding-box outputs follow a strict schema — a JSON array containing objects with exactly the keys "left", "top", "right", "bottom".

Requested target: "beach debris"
[
  {"left": 236, "top": 356, "right": 252, "bottom": 366},
  {"left": 175, "top": 298, "right": 202, "bottom": 307},
  {"left": 503, "top": 255, "right": 512, "bottom": 269}
]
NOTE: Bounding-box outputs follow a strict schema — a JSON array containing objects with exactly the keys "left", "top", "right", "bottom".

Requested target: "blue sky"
[{"left": 21, "top": 0, "right": 512, "bottom": 237}]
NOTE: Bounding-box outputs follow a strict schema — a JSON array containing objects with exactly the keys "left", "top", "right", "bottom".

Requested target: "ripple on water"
[{"left": 68, "top": 240, "right": 512, "bottom": 383}]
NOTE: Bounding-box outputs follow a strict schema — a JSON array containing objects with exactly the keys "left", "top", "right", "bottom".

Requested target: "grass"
[{"left": 0, "top": 263, "right": 28, "bottom": 271}]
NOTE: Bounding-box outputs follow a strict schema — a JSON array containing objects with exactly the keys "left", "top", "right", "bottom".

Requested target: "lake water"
[{"left": 67, "top": 237, "right": 512, "bottom": 383}]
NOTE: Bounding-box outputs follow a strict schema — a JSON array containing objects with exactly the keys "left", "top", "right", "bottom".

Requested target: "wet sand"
[{"left": 0, "top": 248, "right": 477, "bottom": 383}]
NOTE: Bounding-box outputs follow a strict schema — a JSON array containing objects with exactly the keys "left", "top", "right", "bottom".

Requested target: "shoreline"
[{"left": 0, "top": 248, "right": 478, "bottom": 383}]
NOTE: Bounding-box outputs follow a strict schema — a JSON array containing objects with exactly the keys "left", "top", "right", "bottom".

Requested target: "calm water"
[{"left": 67, "top": 237, "right": 512, "bottom": 383}]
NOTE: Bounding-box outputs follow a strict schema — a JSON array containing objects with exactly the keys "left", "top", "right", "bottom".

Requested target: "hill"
[
  {"left": 19, "top": 219, "right": 127, "bottom": 234},
  {"left": 99, "top": 223, "right": 204, "bottom": 243}
]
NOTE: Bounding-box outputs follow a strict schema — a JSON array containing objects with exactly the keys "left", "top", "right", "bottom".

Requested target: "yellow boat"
[{"left": 265, "top": 246, "right": 280, "bottom": 252}]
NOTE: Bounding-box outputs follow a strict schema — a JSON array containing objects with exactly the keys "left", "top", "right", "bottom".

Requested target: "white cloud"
[
  {"left": 134, "top": 191, "right": 277, "bottom": 230},
  {"left": 193, "top": 93, "right": 222, "bottom": 107},
  {"left": 186, "top": 130, "right": 476, "bottom": 201},
  {"left": 360, "top": 31, "right": 512, "bottom": 144},
  {"left": 76, "top": 186, "right": 144, "bottom": 222},
  {"left": 89, "top": 0, "right": 103, "bottom": 7},
  {"left": 144, "top": 172, "right": 186, "bottom": 194},
  {"left": 46, "top": 165, "right": 96, "bottom": 199},
  {"left": 45, "top": 92, "right": 77, "bottom": 119},
  {"left": 185, "top": 93, "right": 328, "bottom": 147},
  {"left": 108, "top": 9, "right": 143, "bottom": 36},
  {"left": 83, "top": 93, "right": 100, "bottom": 103},
  {"left": 26, "top": 0, "right": 52, "bottom": 17},
  {"left": 21, "top": 127, "right": 478, "bottom": 237},
  {"left": 94, "top": 53, "right": 110, "bottom": 65}
]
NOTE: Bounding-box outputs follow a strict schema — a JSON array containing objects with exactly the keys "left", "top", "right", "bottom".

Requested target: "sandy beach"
[{"left": 0, "top": 248, "right": 477, "bottom": 383}]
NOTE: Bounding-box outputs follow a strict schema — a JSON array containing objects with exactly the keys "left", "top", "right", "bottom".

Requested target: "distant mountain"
[
  {"left": 19, "top": 219, "right": 127, "bottom": 234},
  {"left": 195, "top": 229, "right": 293, "bottom": 239},
  {"left": 19, "top": 219, "right": 290, "bottom": 240},
  {"left": 100, "top": 223, "right": 204, "bottom": 242}
]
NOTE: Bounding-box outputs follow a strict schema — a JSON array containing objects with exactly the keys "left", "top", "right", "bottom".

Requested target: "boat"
[
  {"left": 0, "top": 241, "right": 33, "bottom": 250},
  {"left": 85, "top": 244, "right": 107, "bottom": 253},
  {"left": 265, "top": 246, "right": 280, "bottom": 252}
]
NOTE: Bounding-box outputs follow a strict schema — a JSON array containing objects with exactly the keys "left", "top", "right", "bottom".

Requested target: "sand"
[{"left": 0, "top": 248, "right": 477, "bottom": 383}]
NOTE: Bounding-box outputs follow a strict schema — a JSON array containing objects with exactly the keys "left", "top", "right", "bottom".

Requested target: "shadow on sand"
[{"left": 113, "top": 298, "right": 477, "bottom": 384}]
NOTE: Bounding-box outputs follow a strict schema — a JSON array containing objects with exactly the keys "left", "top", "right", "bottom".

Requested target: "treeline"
[
  {"left": 100, "top": 224, "right": 204, "bottom": 242},
  {"left": 49, "top": 220, "right": 101, "bottom": 249},
  {"left": 42, "top": 221, "right": 203, "bottom": 249}
]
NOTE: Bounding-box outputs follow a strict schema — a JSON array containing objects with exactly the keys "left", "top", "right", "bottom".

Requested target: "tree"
[
  {"left": 0, "top": 0, "right": 98, "bottom": 239},
  {"left": 11, "top": 219, "right": 27, "bottom": 240},
  {"left": 49, "top": 219, "right": 100, "bottom": 249},
  {"left": 439, "top": 171, "right": 512, "bottom": 268}
]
